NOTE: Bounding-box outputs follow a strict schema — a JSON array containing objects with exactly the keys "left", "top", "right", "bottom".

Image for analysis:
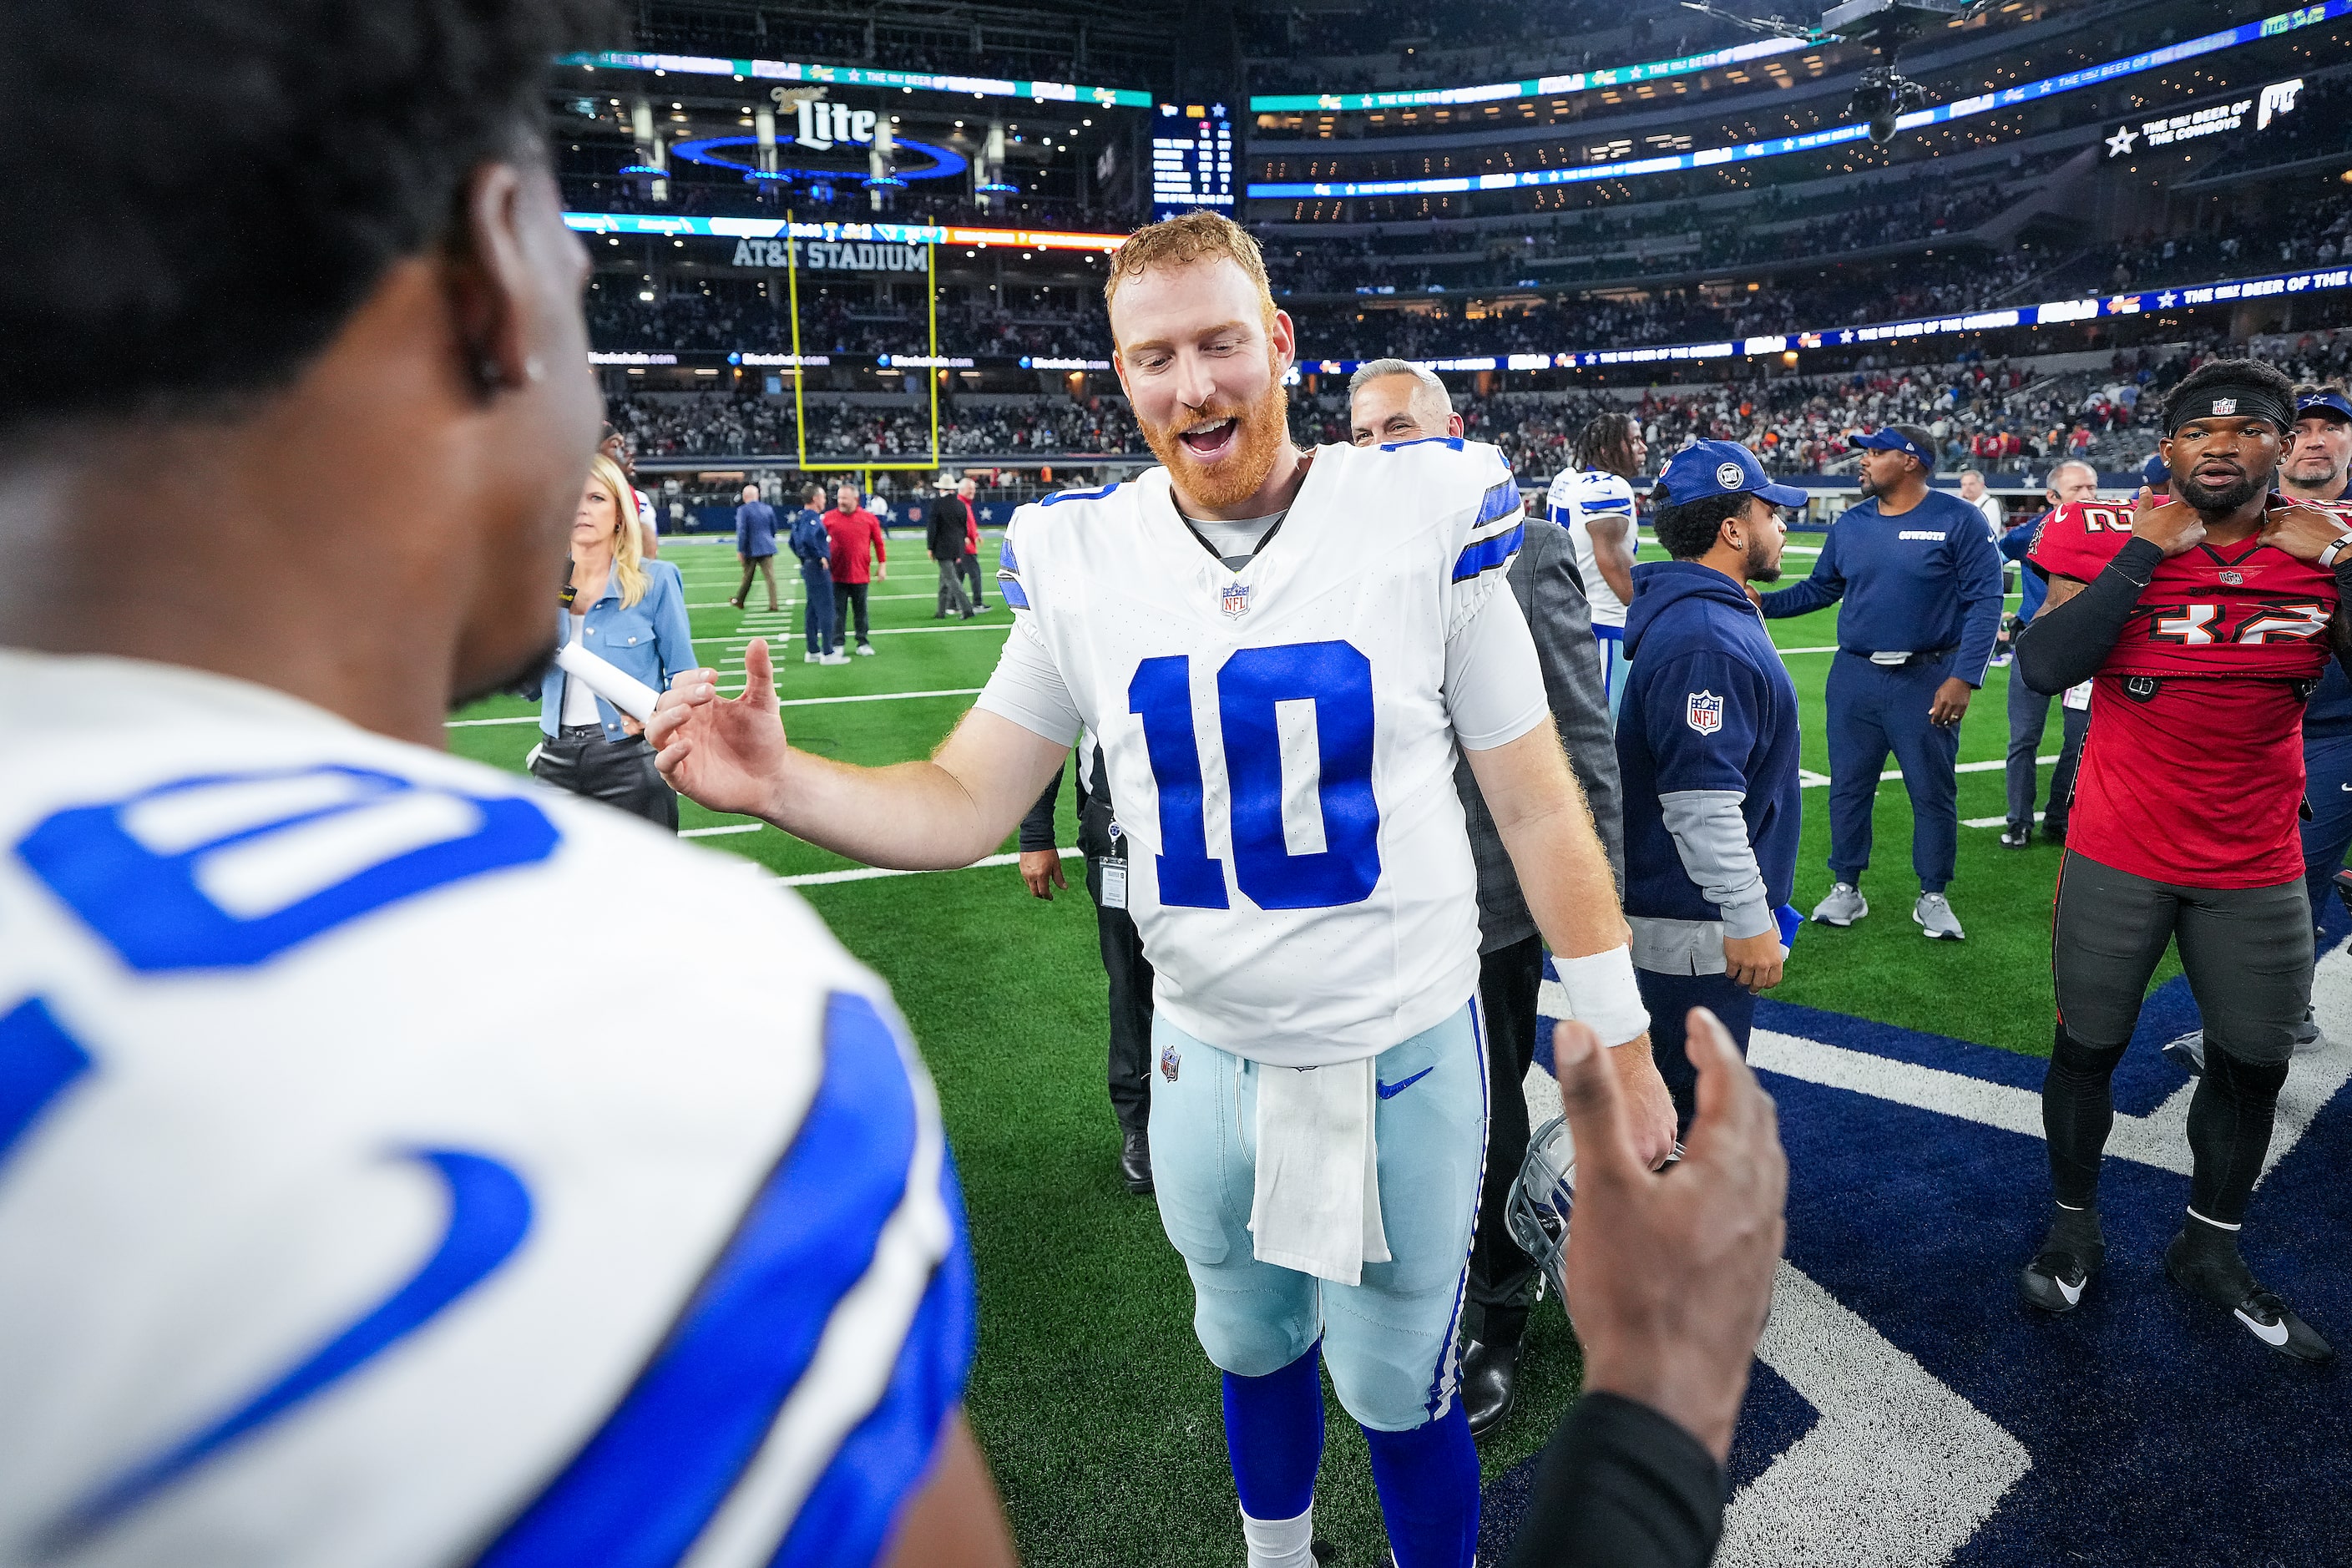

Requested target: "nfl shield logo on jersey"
[
  {"left": 1687, "top": 690, "right": 1724, "bottom": 735},
  {"left": 1220, "top": 580, "right": 1252, "bottom": 619}
]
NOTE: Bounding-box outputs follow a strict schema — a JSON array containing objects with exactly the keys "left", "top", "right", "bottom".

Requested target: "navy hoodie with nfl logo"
[{"left": 1616, "top": 559, "right": 1803, "bottom": 937}]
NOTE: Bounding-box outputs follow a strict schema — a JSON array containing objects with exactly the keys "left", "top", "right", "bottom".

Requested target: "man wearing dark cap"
[
  {"left": 1759, "top": 424, "right": 2005, "bottom": 940},
  {"left": 1617, "top": 442, "right": 1806, "bottom": 1129},
  {"left": 2013, "top": 358, "right": 2351, "bottom": 1362},
  {"left": 1994, "top": 460, "right": 2098, "bottom": 849}
]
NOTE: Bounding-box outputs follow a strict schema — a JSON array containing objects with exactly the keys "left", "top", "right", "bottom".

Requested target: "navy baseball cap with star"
[
  {"left": 2297, "top": 388, "right": 2352, "bottom": 425},
  {"left": 1659, "top": 439, "right": 1808, "bottom": 508}
]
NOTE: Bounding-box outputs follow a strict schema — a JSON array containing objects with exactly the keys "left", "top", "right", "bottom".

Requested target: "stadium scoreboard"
[{"left": 1152, "top": 103, "right": 1234, "bottom": 221}]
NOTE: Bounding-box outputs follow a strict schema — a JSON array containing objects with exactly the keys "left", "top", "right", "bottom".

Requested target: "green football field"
[{"left": 448, "top": 530, "right": 2163, "bottom": 1565}]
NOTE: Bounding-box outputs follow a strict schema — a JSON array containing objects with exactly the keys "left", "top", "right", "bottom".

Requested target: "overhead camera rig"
[{"left": 1679, "top": 0, "right": 1995, "bottom": 143}]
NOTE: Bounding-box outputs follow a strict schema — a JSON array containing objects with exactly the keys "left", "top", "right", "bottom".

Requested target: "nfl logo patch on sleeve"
[{"left": 1687, "top": 690, "right": 1724, "bottom": 734}]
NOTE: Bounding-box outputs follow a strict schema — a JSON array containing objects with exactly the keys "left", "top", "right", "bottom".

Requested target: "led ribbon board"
[
  {"left": 564, "top": 212, "right": 1126, "bottom": 253},
  {"left": 1280, "top": 261, "right": 2352, "bottom": 377},
  {"left": 1251, "top": 35, "right": 1810, "bottom": 113},
  {"left": 1247, "top": 0, "right": 2352, "bottom": 198},
  {"left": 559, "top": 50, "right": 1152, "bottom": 108}
]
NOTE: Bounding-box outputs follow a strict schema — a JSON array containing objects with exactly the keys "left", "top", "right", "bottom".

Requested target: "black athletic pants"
[
  {"left": 1079, "top": 776, "right": 1154, "bottom": 1137},
  {"left": 530, "top": 724, "right": 679, "bottom": 832},
  {"left": 2044, "top": 850, "right": 2309, "bottom": 1223},
  {"left": 1467, "top": 933, "right": 1546, "bottom": 1351},
  {"left": 832, "top": 581, "right": 871, "bottom": 648}
]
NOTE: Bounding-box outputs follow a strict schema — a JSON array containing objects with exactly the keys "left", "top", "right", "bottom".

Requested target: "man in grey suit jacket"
[{"left": 1349, "top": 362, "right": 1626, "bottom": 1439}]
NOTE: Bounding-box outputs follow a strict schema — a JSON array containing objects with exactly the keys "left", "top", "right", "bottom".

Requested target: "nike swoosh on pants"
[{"left": 1377, "top": 1066, "right": 1434, "bottom": 1100}]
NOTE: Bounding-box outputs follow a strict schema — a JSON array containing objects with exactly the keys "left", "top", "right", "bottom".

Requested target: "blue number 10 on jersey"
[{"left": 1129, "top": 640, "right": 1381, "bottom": 913}]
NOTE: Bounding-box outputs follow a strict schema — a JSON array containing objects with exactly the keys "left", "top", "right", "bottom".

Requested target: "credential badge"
[
  {"left": 1161, "top": 1039, "right": 1181, "bottom": 1082},
  {"left": 1686, "top": 690, "right": 1724, "bottom": 735},
  {"left": 1221, "top": 580, "right": 1252, "bottom": 619}
]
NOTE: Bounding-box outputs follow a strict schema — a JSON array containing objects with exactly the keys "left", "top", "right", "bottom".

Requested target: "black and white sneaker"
[
  {"left": 2019, "top": 1206, "right": 2104, "bottom": 1314},
  {"left": 2165, "top": 1232, "right": 2334, "bottom": 1363},
  {"left": 2161, "top": 1029, "right": 2206, "bottom": 1078}
]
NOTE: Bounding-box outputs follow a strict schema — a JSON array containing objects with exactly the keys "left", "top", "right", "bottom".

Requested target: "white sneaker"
[
  {"left": 803, "top": 652, "right": 821, "bottom": 664},
  {"left": 854, "top": 643, "right": 877, "bottom": 656},
  {"left": 1812, "top": 882, "right": 1868, "bottom": 926},
  {"left": 822, "top": 652, "right": 850, "bottom": 665},
  {"left": 1914, "top": 892, "right": 1965, "bottom": 940}
]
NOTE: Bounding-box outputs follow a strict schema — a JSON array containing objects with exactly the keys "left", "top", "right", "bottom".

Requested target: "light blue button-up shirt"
[{"left": 539, "top": 557, "right": 697, "bottom": 740}]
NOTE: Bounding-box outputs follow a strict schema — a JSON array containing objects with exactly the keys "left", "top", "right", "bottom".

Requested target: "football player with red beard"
[{"left": 2014, "top": 358, "right": 2352, "bottom": 1361}]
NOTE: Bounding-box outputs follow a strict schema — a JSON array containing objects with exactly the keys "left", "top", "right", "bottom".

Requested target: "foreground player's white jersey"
[
  {"left": 993, "top": 438, "right": 1527, "bottom": 1066},
  {"left": 0, "top": 651, "right": 970, "bottom": 1568},
  {"left": 1549, "top": 468, "right": 1639, "bottom": 626}
]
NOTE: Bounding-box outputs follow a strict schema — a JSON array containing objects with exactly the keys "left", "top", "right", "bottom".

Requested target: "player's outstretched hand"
[
  {"left": 649, "top": 638, "right": 790, "bottom": 818},
  {"left": 2262, "top": 502, "right": 2351, "bottom": 564},
  {"left": 1553, "top": 1009, "right": 1786, "bottom": 1466},
  {"left": 2130, "top": 498, "right": 2209, "bottom": 557},
  {"left": 1019, "top": 849, "right": 1067, "bottom": 900}
]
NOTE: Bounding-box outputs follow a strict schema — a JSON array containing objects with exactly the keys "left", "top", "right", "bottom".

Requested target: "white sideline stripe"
[
  {"left": 1964, "top": 815, "right": 2014, "bottom": 828},
  {"left": 780, "top": 847, "right": 1080, "bottom": 888},
  {"left": 1800, "top": 756, "right": 2058, "bottom": 789},
  {"left": 1748, "top": 1029, "right": 2194, "bottom": 1176},
  {"left": 680, "top": 823, "right": 765, "bottom": 837},
  {"left": 443, "top": 685, "right": 984, "bottom": 727},
  {"left": 1717, "top": 1262, "right": 2031, "bottom": 1568},
  {"left": 1777, "top": 645, "right": 1838, "bottom": 655}
]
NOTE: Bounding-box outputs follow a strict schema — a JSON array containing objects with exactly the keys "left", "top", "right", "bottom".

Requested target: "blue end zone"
[{"left": 1499, "top": 969, "right": 2352, "bottom": 1565}]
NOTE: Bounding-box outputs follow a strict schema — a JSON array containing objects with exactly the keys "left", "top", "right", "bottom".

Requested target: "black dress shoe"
[
  {"left": 1120, "top": 1129, "right": 1154, "bottom": 1194},
  {"left": 1459, "top": 1337, "right": 1520, "bottom": 1437}
]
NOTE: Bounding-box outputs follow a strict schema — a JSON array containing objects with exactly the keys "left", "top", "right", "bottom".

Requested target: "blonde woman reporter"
[{"left": 532, "top": 453, "right": 696, "bottom": 828}]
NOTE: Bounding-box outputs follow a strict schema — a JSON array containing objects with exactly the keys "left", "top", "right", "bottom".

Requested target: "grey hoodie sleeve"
[{"left": 1657, "top": 790, "right": 1775, "bottom": 938}]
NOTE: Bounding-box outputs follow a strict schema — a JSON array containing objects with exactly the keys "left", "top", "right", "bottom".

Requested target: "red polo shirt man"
[{"left": 822, "top": 482, "right": 888, "bottom": 656}]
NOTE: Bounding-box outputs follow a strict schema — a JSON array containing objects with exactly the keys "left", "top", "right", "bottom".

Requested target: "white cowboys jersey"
[
  {"left": 1549, "top": 468, "right": 1640, "bottom": 627},
  {"left": 0, "top": 650, "right": 971, "bottom": 1568},
  {"left": 984, "top": 438, "right": 1540, "bottom": 1067}
]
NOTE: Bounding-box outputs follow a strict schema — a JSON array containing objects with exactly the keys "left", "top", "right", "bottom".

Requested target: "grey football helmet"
[
  {"left": 1505, "top": 1117, "right": 1683, "bottom": 1305},
  {"left": 1505, "top": 1114, "right": 1577, "bottom": 1303}
]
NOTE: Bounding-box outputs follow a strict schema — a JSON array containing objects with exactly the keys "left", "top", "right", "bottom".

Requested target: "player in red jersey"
[{"left": 2012, "top": 358, "right": 2350, "bottom": 1362}]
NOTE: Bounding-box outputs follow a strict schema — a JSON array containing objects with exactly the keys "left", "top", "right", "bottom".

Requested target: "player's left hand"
[
  {"left": 2262, "top": 503, "right": 2351, "bottom": 564},
  {"left": 1928, "top": 675, "right": 1973, "bottom": 726},
  {"left": 1605, "top": 1035, "right": 1680, "bottom": 1170},
  {"left": 1019, "top": 849, "right": 1066, "bottom": 900}
]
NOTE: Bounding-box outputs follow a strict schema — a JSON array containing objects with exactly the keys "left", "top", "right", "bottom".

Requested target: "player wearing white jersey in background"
[
  {"left": 0, "top": 4, "right": 1012, "bottom": 1565},
  {"left": 655, "top": 213, "right": 1686, "bottom": 1568},
  {"left": 1552, "top": 412, "right": 1650, "bottom": 722}
]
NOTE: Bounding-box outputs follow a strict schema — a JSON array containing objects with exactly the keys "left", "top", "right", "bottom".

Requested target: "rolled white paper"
[{"left": 553, "top": 640, "right": 662, "bottom": 723}]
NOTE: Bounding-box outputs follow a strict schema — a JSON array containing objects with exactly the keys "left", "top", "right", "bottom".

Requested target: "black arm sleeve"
[
  {"left": 1017, "top": 766, "right": 1065, "bottom": 852},
  {"left": 2012, "top": 535, "right": 2165, "bottom": 695},
  {"left": 1500, "top": 1393, "right": 1727, "bottom": 1568}
]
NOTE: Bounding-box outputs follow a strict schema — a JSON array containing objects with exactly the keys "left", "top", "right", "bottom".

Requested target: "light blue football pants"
[{"left": 1147, "top": 1001, "right": 1489, "bottom": 1432}]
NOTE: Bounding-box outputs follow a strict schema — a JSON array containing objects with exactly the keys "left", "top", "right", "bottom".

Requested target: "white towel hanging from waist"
[{"left": 1247, "top": 1057, "right": 1390, "bottom": 1286}]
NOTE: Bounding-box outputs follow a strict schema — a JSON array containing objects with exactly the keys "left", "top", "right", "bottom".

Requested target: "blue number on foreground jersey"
[
  {"left": 0, "top": 995, "right": 93, "bottom": 1173},
  {"left": 16, "top": 766, "right": 559, "bottom": 972},
  {"left": 1130, "top": 641, "right": 1382, "bottom": 912},
  {"left": 46, "top": 1149, "right": 532, "bottom": 1553}
]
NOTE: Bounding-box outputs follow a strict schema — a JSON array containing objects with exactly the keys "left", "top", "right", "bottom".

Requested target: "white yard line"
[
  {"left": 781, "top": 846, "right": 1080, "bottom": 888},
  {"left": 1800, "top": 756, "right": 2057, "bottom": 789},
  {"left": 445, "top": 685, "right": 985, "bottom": 727},
  {"left": 680, "top": 823, "right": 765, "bottom": 838}
]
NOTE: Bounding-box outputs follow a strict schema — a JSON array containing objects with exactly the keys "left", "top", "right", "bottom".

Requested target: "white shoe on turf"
[
  {"left": 855, "top": 643, "right": 876, "bottom": 656},
  {"left": 1914, "top": 892, "right": 1965, "bottom": 940},
  {"left": 1812, "top": 883, "right": 1867, "bottom": 926}
]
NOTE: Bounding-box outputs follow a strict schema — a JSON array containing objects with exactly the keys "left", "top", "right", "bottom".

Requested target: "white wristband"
[
  {"left": 1555, "top": 946, "right": 1650, "bottom": 1049},
  {"left": 2319, "top": 533, "right": 2352, "bottom": 571}
]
